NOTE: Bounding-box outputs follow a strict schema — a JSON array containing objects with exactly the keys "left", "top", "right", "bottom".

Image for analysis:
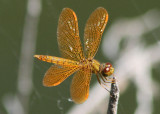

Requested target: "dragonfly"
[{"left": 34, "top": 7, "right": 114, "bottom": 104}]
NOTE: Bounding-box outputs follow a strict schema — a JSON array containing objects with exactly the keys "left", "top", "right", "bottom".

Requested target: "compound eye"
[
  {"left": 104, "top": 67, "right": 110, "bottom": 73},
  {"left": 102, "top": 62, "right": 114, "bottom": 76},
  {"left": 106, "top": 63, "right": 112, "bottom": 68}
]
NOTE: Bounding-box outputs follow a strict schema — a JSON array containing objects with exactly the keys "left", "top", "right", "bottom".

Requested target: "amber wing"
[
  {"left": 43, "top": 65, "right": 80, "bottom": 87},
  {"left": 57, "top": 8, "right": 84, "bottom": 61},
  {"left": 84, "top": 7, "right": 108, "bottom": 59},
  {"left": 70, "top": 65, "right": 92, "bottom": 103}
]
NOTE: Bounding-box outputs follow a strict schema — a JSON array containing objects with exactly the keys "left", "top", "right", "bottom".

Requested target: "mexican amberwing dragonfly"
[{"left": 34, "top": 7, "right": 114, "bottom": 104}]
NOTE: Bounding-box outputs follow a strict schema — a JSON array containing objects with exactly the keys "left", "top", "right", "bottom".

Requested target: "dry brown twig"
[{"left": 107, "top": 77, "right": 120, "bottom": 114}]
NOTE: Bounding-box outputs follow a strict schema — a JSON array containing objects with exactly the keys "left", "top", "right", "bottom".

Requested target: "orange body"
[{"left": 34, "top": 7, "right": 114, "bottom": 104}]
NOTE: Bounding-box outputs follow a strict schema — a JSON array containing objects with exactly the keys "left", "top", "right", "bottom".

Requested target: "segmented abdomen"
[{"left": 34, "top": 55, "right": 80, "bottom": 67}]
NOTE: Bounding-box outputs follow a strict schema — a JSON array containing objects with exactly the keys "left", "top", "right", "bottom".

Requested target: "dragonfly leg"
[{"left": 96, "top": 73, "right": 110, "bottom": 92}]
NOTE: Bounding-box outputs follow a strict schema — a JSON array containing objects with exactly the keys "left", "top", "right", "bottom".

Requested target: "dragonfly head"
[{"left": 101, "top": 63, "right": 114, "bottom": 77}]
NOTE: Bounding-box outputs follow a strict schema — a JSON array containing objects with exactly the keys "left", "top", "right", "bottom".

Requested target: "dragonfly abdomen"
[{"left": 34, "top": 55, "right": 80, "bottom": 67}]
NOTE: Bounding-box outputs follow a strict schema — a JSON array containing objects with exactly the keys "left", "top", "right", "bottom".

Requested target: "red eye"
[
  {"left": 101, "top": 62, "right": 114, "bottom": 76},
  {"left": 103, "top": 63, "right": 111, "bottom": 73},
  {"left": 106, "top": 62, "right": 112, "bottom": 67},
  {"left": 104, "top": 67, "right": 110, "bottom": 73}
]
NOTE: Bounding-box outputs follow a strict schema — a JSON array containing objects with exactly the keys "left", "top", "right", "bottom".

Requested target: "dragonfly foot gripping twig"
[{"left": 107, "top": 77, "right": 119, "bottom": 114}]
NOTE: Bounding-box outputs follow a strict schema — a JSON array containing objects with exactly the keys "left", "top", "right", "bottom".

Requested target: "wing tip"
[
  {"left": 96, "top": 7, "right": 108, "bottom": 17},
  {"left": 62, "top": 7, "right": 74, "bottom": 13},
  {"left": 43, "top": 78, "right": 60, "bottom": 87},
  {"left": 71, "top": 94, "right": 89, "bottom": 104}
]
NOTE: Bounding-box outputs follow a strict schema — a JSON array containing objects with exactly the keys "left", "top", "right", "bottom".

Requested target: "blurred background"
[{"left": 0, "top": 0, "right": 160, "bottom": 114}]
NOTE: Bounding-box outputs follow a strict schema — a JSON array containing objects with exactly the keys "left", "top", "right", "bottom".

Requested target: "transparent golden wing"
[
  {"left": 57, "top": 8, "right": 84, "bottom": 61},
  {"left": 84, "top": 7, "right": 108, "bottom": 59},
  {"left": 43, "top": 65, "right": 80, "bottom": 87},
  {"left": 70, "top": 65, "right": 92, "bottom": 104}
]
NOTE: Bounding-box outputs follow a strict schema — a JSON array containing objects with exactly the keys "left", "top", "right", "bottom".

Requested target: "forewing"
[
  {"left": 70, "top": 65, "right": 92, "bottom": 104},
  {"left": 43, "top": 65, "right": 80, "bottom": 87},
  {"left": 84, "top": 7, "right": 108, "bottom": 59},
  {"left": 57, "top": 8, "right": 84, "bottom": 61}
]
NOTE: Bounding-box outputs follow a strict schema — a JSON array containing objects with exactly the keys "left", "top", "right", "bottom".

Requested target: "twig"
[{"left": 107, "top": 77, "right": 119, "bottom": 114}]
